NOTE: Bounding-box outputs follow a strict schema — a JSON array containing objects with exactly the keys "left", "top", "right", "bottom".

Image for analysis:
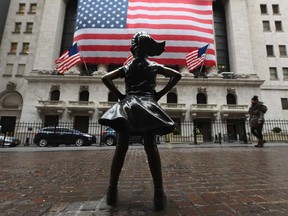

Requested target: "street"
[{"left": 1, "top": 144, "right": 288, "bottom": 215}]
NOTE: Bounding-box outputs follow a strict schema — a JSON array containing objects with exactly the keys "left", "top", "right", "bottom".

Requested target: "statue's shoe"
[
  {"left": 154, "top": 189, "right": 166, "bottom": 211},
  {"left": 106, "top": 186, "right": 118, "bottom": 206}
]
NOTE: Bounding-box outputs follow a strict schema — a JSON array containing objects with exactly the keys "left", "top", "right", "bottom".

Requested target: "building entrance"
[
  {"left": 226, "top": 119, "right": 247, "bottom": 142},
  {"left": 0, "top": 116, "right": 16, "bottom": 135},
  {"left": 74, "top": 116, "right": 89, "bottom": 133},
  {"left": 194, "top": 119, "right": 212, "bottom": 142},
  {"left": 44, "top": 115, "right": 59, "bottom": 127}
]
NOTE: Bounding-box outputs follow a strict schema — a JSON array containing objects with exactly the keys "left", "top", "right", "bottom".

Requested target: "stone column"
[
  {"left": 224, "top": 0, "right": 254, "bottom": 74},
  {"left": 32, "top": 0, "right": 66, "bottom": 71}
]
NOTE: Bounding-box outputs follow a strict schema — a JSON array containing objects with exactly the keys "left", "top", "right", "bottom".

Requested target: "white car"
[{"left": 0, "top": 134, "right": 20, "bottom": 147}]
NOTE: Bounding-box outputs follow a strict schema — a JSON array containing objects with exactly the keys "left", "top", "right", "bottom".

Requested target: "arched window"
[
  {"left": 197, "top": 93, "right": 207, "bottom": 104},
  {"left": 79, "top": 90, "right": 89, "bottom": 101},
  {"left": 108, "top": 92, "right": 118, "bottom": 102},
  {"left": 227, "top": 93, "right": 237, "bottom": 104},
  {"left": 50, "top": 90, "right": 60, "bottom": 101},
  {"left": 167, "top": 92, "right": 177, "bottom": 103}
]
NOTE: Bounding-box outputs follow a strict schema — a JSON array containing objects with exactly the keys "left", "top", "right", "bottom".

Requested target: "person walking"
[
  {"left": 248, "top": 95, "right": 267, "bottom": 147},
  {"left": 98, "top": 31, "right": 182, "bottom": 210}
]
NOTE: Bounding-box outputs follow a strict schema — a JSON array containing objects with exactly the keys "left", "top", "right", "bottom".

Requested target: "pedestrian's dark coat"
[{"left": 248, "top": 101, "right": 266, "bottom": 128}]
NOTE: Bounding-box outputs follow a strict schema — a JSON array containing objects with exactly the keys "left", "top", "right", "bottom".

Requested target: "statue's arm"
[
  {"left": 102, "top": 67, "right": 125, "bottom": 100},
  {"left": 155, "top": 67, "right": 182, "bottom": 101}
]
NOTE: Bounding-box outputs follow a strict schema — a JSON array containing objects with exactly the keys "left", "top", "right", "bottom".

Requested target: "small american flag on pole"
[
  {"left": 186, "top": 44, "right": 209, "bottom": 73},
  {"left": 123, "top": 54, "right": 134, "bottom": 65},
  {"left": 55, "top": 43, "right": 82, "bottom": 74}
]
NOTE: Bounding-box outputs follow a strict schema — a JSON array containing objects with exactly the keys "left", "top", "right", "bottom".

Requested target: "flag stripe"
[
  {"left": 127, "top": 14, "right": 213, "bottom": 25},
  {"left": 74, "top": 28, "right": 214, "bottom": 42},
  {"left": 129, "top": 0, "right": 213, "bottom": 4},
  {"left": 126, "top": 23, "right": 213, "bottom": 34},
  {"left": 74, "top": 33, "right": 214, "bottom": 44},
  {"left": 74, "top": 0, "right": 216, "bottom": 67},
  {"left": 78, "top": 44, "right": 215, "bottom": 56},
  {"left": 84, "top": 57, "right": 216, "bottom": 67},
  {"left": 124, "top": 54, "right": 134, "bottom": 65},
  {"left": 78, "top": 50, "right": 215, "bottom": 60},
  {"left": 128, "top": 7, "right": 212, "bottom": 16},
  {"left": 56, "top": 55, "right": 81, "bottom": 71}
]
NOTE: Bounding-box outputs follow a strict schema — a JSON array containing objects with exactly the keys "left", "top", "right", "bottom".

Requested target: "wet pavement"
[{"left": 1, "top": 144, "right": 288, "bottom": 216}]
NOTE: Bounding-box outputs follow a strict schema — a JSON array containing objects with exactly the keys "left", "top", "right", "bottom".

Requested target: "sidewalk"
[
  {"left": 0, "top": 143, "right": 288, "bottom": 215},
  {"left": 1, "top": 141, "right": 287, "bottom": 152},
  {"left": 158, "top": 141, "right": 288, "bottom": 149}
]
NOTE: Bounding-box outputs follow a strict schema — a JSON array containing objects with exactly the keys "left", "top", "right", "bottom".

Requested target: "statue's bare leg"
[
  {"left": 144, "top": 133, "right": 166, "bottom": 211},
  {"left": 106, "top": 132, "right": 129, "bottom": 205}
]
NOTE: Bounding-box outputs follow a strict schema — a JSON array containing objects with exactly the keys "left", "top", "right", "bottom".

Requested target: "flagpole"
[
  {"left": 76, "top": 41, "right": 89, "bottom": 74},
  {"left": 197, "top": 44, "right": 210, "bottom": 77}
]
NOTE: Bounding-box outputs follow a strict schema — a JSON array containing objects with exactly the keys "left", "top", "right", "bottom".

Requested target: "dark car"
[
  {"left": 0, "top": 134, "right": 20, "bottom": 147},
  {"left": 100, "top": 127, "right": 144, "bottom": 146},
  {"left": 33, "top": 127, "right": 96, "bottom": 147}
]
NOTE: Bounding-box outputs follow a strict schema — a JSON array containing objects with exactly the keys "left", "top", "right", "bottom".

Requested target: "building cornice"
[
  {"left": 261, "top": 85, "right": 288, "bottom": 90},
  {"left": 25, "top": 70, "right": 265, "bottom": 87}
]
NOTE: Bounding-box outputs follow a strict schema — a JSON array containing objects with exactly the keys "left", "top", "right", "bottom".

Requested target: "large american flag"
[{"left": 74, "top": 0, "right": 216, "bottom": 67}]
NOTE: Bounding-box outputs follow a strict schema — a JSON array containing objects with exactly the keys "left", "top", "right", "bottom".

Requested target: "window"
[
  {"left": 79, "top": 90, "right": 89, "bottom": 101},
  {"left": 25, "top": 23, "right": 33, "bottom": 33},
  {"left": 167, "top": 92, "right": 178, "bottom": 103},
  {"left": 21, "top": 43, "right": 29, "bottom": 54},
  {"left": 275, "top": 21, "right": 283, "bottom": 31},
  {"left": 269, "top": 67, "right": 278, "bottom": 80},
  {"left": 279, "top": 45, "right": 287, "bottom": 57},
  {"left": 262, "top": 21, "right": 270, "bottom": 31},
  {"left": 197, "top": 93, "right": 207, "bottom": 104},
  {"left": 227, "top": 94, "right": 236, "bottom": 105},
  {"left": 272, "top": 4, "right": 280, "bottom": 14},
  {"left": 283, "top": 68, "right": 288, "bottom": 80},
  {"left": 16, "top": 64, "right": 25, "bottom": 76},
  {"left": 50, "top": 90, "right": 60, "bottom": 101},
  {"left": 14, "top": 22, "right": 21, "bottom": 33},
  {"left": 17, "top": 3, "right": 25, "bottom": 14},
  {"left": 10, "top": 43, "right": 17, "bottom": 54},
  {"left": 29, "top": 3, "right": 37, "bottom": 14},
  {"left": 260, "top": 4, "right": 268, "bottom": 14},
  {"left": 281, "top": 98, "right": 288, "bottom": 110},
  {"left": 266, "top": 45, "right": 274, "bottom": 57},
  {"left": 4, "top": 64, "right": 13, "bottom": 75}
]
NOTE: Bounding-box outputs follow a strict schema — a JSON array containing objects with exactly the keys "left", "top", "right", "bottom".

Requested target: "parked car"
[
  {"left": 0, "top": 134, "right": 20, "bottom": 147},
  {"left": 33, "top": 127, "right": 96, "bottom": 147},
  {"left": 100, "top": 127, "right": 144, "bottom": 146}
]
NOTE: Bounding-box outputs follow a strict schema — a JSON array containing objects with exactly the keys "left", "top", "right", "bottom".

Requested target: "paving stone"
[{"left": 0, "top": 145, "right": 288, "bottom": 215}]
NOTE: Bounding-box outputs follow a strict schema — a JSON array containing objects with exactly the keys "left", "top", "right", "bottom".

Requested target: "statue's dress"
[{"left": 98, "top": 58, "right": 175, "bottom": 135}]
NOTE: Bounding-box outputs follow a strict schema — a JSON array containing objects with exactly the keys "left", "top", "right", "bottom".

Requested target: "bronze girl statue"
[{"left": 99, "top": 31, "right": 181, "bottom": 210}]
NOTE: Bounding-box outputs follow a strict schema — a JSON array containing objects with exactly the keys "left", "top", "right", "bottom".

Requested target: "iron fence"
[
  {"left": 1, "top": 119, "right": 288, "bottom": 146},
  {"left": 169, "top": 119, "right": 288, "bottom": 144}
]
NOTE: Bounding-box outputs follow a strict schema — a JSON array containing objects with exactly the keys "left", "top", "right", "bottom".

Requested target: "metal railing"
[{"left": 1, "top": 119, "right": 288, "bottom": 146}]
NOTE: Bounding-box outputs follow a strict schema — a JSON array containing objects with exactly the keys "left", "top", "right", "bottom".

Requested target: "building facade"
[{"left": 0, "top": 0, "right": 288, "bottom": 142}]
